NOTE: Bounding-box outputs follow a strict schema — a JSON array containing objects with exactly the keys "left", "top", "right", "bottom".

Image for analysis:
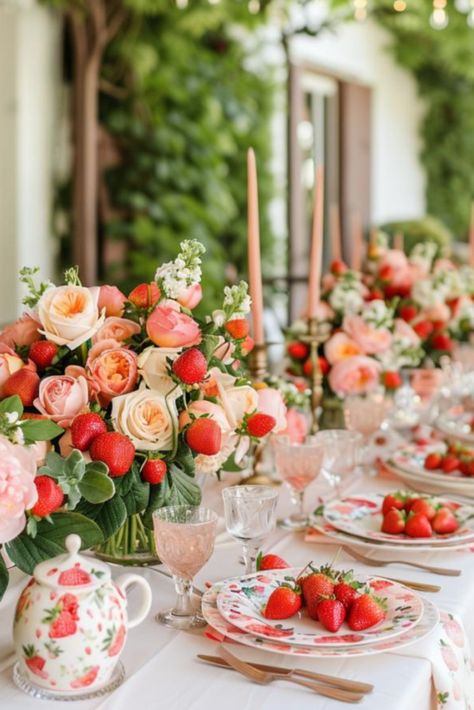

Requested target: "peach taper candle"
[
  {"left": 469, "top": 202, "right": 474, "bottom": 268},
  {"left": 307, "top": 164, "right": 325, "bottom": 319},
  {"left": 247, "top": 148, "right": 264, "bottom": 346}
]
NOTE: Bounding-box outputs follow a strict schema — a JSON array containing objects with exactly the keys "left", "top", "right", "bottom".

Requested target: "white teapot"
[{"left": 13, "top": 534, "right": 152, "bottom": 693}]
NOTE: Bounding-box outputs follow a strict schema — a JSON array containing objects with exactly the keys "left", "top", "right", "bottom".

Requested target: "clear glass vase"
[{"left": 94, "top": 513, "right": 159, "bottom": 566}]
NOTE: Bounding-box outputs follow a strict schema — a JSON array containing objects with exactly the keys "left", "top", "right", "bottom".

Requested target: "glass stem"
[
  {"left": 242, "top": 542, "right": 260, "bottom": 575},
  {"left": 172, "top": 577, "right": 195, "bottom": 617},
  {"left": 290, "top": 489, "right": 305, "bottom": 519}
]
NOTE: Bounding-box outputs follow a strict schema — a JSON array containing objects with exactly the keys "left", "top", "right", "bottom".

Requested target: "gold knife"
[{"left": 197, "top": 654, "right": 373, "bottom": 693}]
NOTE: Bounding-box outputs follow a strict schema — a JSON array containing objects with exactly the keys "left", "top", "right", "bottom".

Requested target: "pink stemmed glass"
[
  {"left": 152, "top": 506, "right": 218, "bottom": 630},
  {"left": 272, "top": 436, "right": 325, "bottom": 530}
]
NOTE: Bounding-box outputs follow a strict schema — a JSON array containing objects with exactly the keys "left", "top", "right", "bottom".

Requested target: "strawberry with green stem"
[{"left": 23, "top": 645, "right": 48, "bottom": 679}]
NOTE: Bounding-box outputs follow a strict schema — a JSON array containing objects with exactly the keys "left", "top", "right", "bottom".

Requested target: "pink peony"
[
  {"left": 278, "top": 407, "right": 308, "bottom": 444},
  {"left": 146, "top": 300, "right": 201, "bottom": 348},
  {"left": 86, "top": 340, "right": 138, "bottom": 403},
  {"left": 0, "top": 436, "right": 37, "bottom": 543},
  {"left": 0, "top": 345, "right": 25, "bottom": 396},
  {"left": 176, "top": 283, "right": 203, "bottom": 310},
  {"left": 97, "top": 285, "right": 127, "bottom": 317},
  {"left": 94, "top": 316, "right": 141, "bottom": 345},
  {"left": 0, "top": 314, "right": 41, "bottom": 349},
  {"left": 325, "top": 333, "right": 362, "bottom": 365},
  {"left": 329, "top": 355, "right": 381, "bottom": 396},
  {"left": 257, "top": 388, "right": 287, "bottom": 433},
  {"left": 33, "top": 374, "right": 89, "bottom": 427},
  {"left": 343, "top": 315, "right": 392, "bottom": 355}
]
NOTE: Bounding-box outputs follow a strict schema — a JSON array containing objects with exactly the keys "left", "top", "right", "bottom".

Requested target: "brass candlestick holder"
[
  {"left": 243, "top": 343, "right": 274, "bottom": 485},
  {"left": 300, "top": 318, "right": 331, "bottom": 434}
]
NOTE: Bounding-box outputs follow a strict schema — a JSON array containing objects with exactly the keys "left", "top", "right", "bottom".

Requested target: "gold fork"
[
  {"left": 218, "top": 646, "right": 364, "bottom": 703},
  {"left": 342, "top": 546, "right": 461, "bottom": 576}
]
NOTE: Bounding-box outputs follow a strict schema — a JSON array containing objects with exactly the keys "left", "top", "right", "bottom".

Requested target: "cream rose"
[
  {"left": 219, "top": 385, "right": 258, "bottom": 428},
  {"left": 137, "top": 346, "right": 182, "bottom": 395},
  {"left": 111, "top": 388, "right": 177, "bottom": 451},
  {"left": 38, "top": 285, "right": 105, "bottom": 350}
]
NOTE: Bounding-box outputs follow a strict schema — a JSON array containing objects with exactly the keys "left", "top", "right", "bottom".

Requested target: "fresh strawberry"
[
  {"left": 58, "top": 567, "right": 92, "bottom": 586},
  {"left": 70, "top": 666, "right": 100, "bottom": 689},
  {"left": 318, "top": 356, "right": 330, "bottom": 375},
  {"left": 382, "top": 508, "right": 406, "bottom": 535},
  {"left": 382, "top": 371, "right": 401, "bottom": 390},
  {"left": 432, "top": 507, "right": 459, "bottom": 535},
  {"left": 413, "top": 320, "right": 434, "bottom": 339},
  {"left": 104, "top": 624, "right": 126, "bottom": 657},
  {"left": 185, "top": 418, "right": 222, "bottom": 456},
  {"left": 348, "top": 593, "right": 386, "bottom": 631},
  {"left": 403, "top": 496, "right": 419, "bottom": 513},
  {"left": 29, "top": 340, "right": 58, "bottom": 369},
  {"left": 90, "top": 432, "right": 135, "bottom": 477},
  {"left": 287, "top": 342, "right": 310, "bottom": 361},
  {"left": 264, "top": 583, "right": 302, "bottom": 620},
  {"left": 141, "top": 458, "right": 167, "bottom": 484},
  {"left": 334, "top": 581, "right": 361, "bottom": 609},
  {"left": 31, "top": 476, "right": 64, "bottom": 517},
  {"left": 241, "top": 335, "right": 254, "bottom": 355},
  {"left": 128, "top": 282, "right": 160, "bottom": 309},
  {"left": 71, "top": 413, "right": 107, "bottom": 451},
  {"left": 23, "top": 645, "right": 48, "bottom": 679},
  {"left": 302, "top": 358, "right": 312, "bottom": 376},
  {"left": 441, "top": 454, "right": 460, "bottom": 474},
  {"left": 379, "top": 264, "right": 394, "bottom": 282},
  {"left": 399, "top": 304, "right": 418, "bottom": 322},
  {"left": 224, "top": 319, "right": 249, "bottom": 340},
  {"left": 48, "top": 611, "right": 77, "bottom": 638},
  {"left": 300, "top": 565, "right": 335, "bottom": 610},
  {"left": 330, "top": 260, "right": 348, "bottom": 276},
  {"left": 431, "top": 331, "right": 453, "bottom": 352},
  {"left": 405, "top": 512, "right": 432, "bottom": 538},
  {"left": 410, "top": 497, "right": 436, "bottom": 521},
  {"left": 316, "top": 598, "right": 346, "bottom": 632},
  {"left": 3, "top": 368, "right": 40, "bottom": 407},
  {"left": 424, "top": 452, "right": 442, "bottom": 470},
  {"left": 256, "top": 553, "right": 289, "bottom": 571},
  {"left": 172, "top": 348, "right": 208, "bottom": 385},
  {"left": 367, "top": 289, "right": 384, "bottom": 301},
  {"left": 246, "top": 412, "right": 276, "bottom": 438},
  {"left": 382, "top": 492, "right": 405, "bottom": 515}
]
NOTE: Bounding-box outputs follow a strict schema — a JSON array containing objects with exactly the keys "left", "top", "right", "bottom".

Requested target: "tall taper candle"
[
  {"left": 330, "top": 203, "right": 342, "bottom": 262},
  {"left": 307, "top": 164, "right": 325, "bottom": 319},
  {"left": 247, "top": 148, "right": 264, "bottom": 345},
  {"left": 393, "top": 231, "right": 404, "bottom": 252},
  {"left": 351, "top": 211, "right": 363, "bottom": 271},
  {"left": 469, "top": 202, "right": 474, "bottom": 268}
]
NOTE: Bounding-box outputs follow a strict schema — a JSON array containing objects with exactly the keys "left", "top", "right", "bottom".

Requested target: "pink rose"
[
  {"left": 0, "top": 314, "right": 40, "bottom": 349},
  {"left": 343, "top": 315, "right": 392, "bottom": 355},
  {"left": 94, "top": 317, "right": 141, "bottom": 345},
  {"left": 278, "top": 407, "right": 308, "bottom": 444},
  {"left": 393, "top": 319, "right": 420, "bottom": 347},
  {"left": 424, "top": 303, "right": 450, "bottom": 323},
  {"left": 146, "top": 300, "right": 201, "bottom": 348},
  {"left": 0, "top": 436, "right": 37, "bottom": 543},
  {"left": 64, "top": 364, "right": 101, "bottom": 400},
  {"left": 257, "top": 388, "right": 287, "bottom": 433},
  {"left": 379, "top": 249, "right": 408, "bottom": 274},
  {"left": 86, "top": 340, "right": 138, "bottom": 403},
  {"left": 176, "top": 283, "right": 202, "bottom": 310},
  {"left": 325, "top": 333, "right": 362, "bottom": 365},
  {"left": 97, "top": 285, "right": 127, "bottom": 317},
  {"left": 329, "top": 355, "right": 381, "bottom": 396},
  {"left": 179, "top": 400, "right": 231, "bottom": 432},
  {"left": 213, "top": 337, "right": 236, "bottom": 364},
  {"left": 0, "top": 345, "right": 25, "bottom": 396},
  {"left": 33, "top": 374, "right": 89, "bottom": 427}
]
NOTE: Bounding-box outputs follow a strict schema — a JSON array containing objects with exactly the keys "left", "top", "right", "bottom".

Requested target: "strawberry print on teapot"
[{"left": 13, "top": 534, "right": 152, "bottom": 694}]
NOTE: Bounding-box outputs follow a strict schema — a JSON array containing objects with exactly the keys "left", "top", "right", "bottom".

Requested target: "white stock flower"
[
  {"left": 329, "top": 283, "right": 364, "bottom": 314},
  {"left": 155, "top": 240, "right": 205, "bottom": 299}
]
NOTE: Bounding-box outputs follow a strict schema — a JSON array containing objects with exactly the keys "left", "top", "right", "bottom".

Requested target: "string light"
[
  {"left": 248, "top": 0, "right": 260, "bottom": 13},
  {"left": 393, "top": 0, "right": 407, "bottom": 12},
  {"left": 468, "top": 7, "right": 474, "bottom": 24},
  {"left": 176, "top": 0, "right": 188, "bottom": 8},
  {"left": 430, "top": 6, "right": 449, "bottom": 28},
  {"left": 208, "top": 0, "right": 221, "bottom": 4}
]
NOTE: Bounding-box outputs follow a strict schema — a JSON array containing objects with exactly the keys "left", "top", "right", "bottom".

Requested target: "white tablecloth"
[{"left": 1, "top": 470, "right": 473, "bottom": 710}]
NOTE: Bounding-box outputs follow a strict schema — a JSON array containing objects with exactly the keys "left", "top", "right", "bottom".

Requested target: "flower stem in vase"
[{"left": 94, "top": 513, "right": 160, "bottom": 566}]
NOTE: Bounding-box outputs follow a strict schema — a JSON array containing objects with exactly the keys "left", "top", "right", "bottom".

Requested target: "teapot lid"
[{"left": 34, "top": 534, "right": 111, "bottom": 591}]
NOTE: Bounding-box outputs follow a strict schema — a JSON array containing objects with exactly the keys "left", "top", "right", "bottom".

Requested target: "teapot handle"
[{"left": 116, "top": 574, "right": 152, "bottom": 629}]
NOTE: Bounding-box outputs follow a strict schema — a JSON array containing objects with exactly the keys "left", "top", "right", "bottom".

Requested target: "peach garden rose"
[
  {"left": 0, "top": 314, "right": 40, "bottom": 349},
  {"left": 97, "top": 285, "right": 127, "bottom": 317},
  {"left": 111, "top": 388, "right": 177, "bottom": 451},
  {"left": 0, "top": 346, "right": 25, "bottom": 396},
  {"left": 329, "top": 355, "right": 381, "bottom": 396},
  {"left": 33, "top": 374, "right": 89, "bottom": 427},
  {"left": 343, "top": 315, "right": 392, "bottom": 355},
  {"left": 94, "top": 316, "right": 141, "bottom": 345},
  {"left": 86, "top": 340, "right": 138, "bottom": 403},
  {"left": 325, "top": 332, "right": 362, "bottom": 365},
  {"left": 38, "top": 285, "right": 105, "bottom": 350},
  {"left": 146, "top": 300, "right": 201, "bottom": 348}
]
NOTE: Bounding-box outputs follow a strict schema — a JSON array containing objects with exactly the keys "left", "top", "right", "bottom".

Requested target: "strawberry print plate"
[
  {"left": 323, "top": 493, "right": 474, "bottom": 545},
  {"left": 216, "top": 569, "right": 423, "bottom": 647},
  {"left": 204, "top": 583, "right": 439, "bottom": 658}
]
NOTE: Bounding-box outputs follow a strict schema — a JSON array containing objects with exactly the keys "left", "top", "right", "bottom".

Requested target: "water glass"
[
  {"left": 153, "top": 505, "right": 218, "bottom": 630},
  {"left": 272, "top": 436, "right": 325, "bottom": 530},
  {"left": 222, "top": 485, "right": 278, "bottom": 574},
  {"left": 316, "top": 429, "right": 362, "bottom": 496}
]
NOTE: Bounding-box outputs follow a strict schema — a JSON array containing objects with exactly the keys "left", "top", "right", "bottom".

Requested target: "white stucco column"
[{"left": 0, "top": 0, "right": 60, "bottom": 323}]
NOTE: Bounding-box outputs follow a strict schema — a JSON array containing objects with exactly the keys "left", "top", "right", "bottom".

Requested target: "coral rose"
[
  {"left": 343, "top": 315, "right": 392, "bottom": 355},
  {"left": 257, "top": 387, "right": 287, "bottom": 433},
  {"left": 38, "top": 285, "right": 105, "bottom": 350},
  {"left": 33, "top": 374, "right": 89, "bottom": 427},
  {"left": 329, "top": 355, "right": 381, "bottom": 396},
  {"left": 95, "top": 316, "right": 141, "bottom": 345},
  {"left": 0, "top": 346, "right": 25, "bottom": 396},
  {"left": 0, "top": 435, "right": 37, "bottom": 543},
  {"left": 176, "top": 283, "right": 202, "bottom": 310},
  {"left": 111, "top": 388, "right": 177, "bottom": 451},
  {"left": 325, "top": 333, "right": 362, "bottom": 365},
  {"left": 0, "top": 314, "right": 40, "bottom": 349},
  {"left": 97, "top": 285, "right": 127, "bottom": 317},
  {"left": 146, "top": 300, "right": 201, "bottom": 348},
  {"left": 86, "top": 340, "right": 138, "bottom": 403},
  {"left": 138, "top": 346, "right": 181, "bottom": 395}
]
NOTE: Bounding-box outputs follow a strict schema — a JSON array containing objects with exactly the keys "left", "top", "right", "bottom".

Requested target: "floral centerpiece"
[{"left": 0, "top": 240, "right": 286, "bottom": 598}]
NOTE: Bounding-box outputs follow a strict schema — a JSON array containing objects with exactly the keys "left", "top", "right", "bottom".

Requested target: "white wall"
[{"left": 0, "top": 1, "right": 60, "bottom": 323}]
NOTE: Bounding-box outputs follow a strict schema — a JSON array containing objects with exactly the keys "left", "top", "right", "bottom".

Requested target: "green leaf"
[
  {"left": 167, "top": 464, "right": 201, "bottom": 507},
  {"left": 6, "top": 535, "right": 64, "bottom": 575},
  {"left": 79, "top": 469, "right": 115, "bottom": 504},
  {"left": 113, "top": 470, "right": 134, "bottom": 497},
  {"left": 85, "top": 461, "right": 109, "bottom": 477},
  {"left": 36, "top": 512, "right": 103, "bottom": 549},
  {"left": 94, "top": 497, "right": 128, "bottom": 540},
  {"left": 0, "top": 395, "right": 23, "bottom": 417},
  {"left": 39, "top": 451, "right": 66, "bottom": 478},
  {"left": 65, "top": 449, "right": 86, "bottom": 481},
  {"left": 20, "top": 419, "right": 64, "bottom": 442},
  {"left": 143, "top": 476, "right": 171, "bottom": 528},
  {"left": 122, "top": 466, "right": 150, "bottom": 516},
  {"left": 0, "top": 554, "right": 9, "bottom": 601}
]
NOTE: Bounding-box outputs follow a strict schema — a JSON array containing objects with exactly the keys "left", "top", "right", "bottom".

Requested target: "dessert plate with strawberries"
[
  {"left": 216, "top": 567, "right": 423, "bottom": 647},
  {"left": 323, "top": 493, "right": 474, "bottom": 546},
  {"left": 435, "top": 407, "right": 474, "bottom": 446}
]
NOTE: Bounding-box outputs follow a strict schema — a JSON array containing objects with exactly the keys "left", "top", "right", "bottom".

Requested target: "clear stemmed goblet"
[
  {"left": 222, "top": 485, "right": 279, "bottom": 574},
  {"left": 316, "top": 429, "right": 363, "bottom": 497},
  {"left": 272, "top": 436, "right": 325, "bottom": 530},
  {"left": 152, "top": 505, "right": 218, "bottom": 630},
  {"left": 344, "top": 391, "right": 391, "bottom": 468}
]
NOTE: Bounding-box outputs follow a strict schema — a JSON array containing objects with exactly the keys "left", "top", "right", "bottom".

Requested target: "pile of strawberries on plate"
[
  {"left": 424, "top": 442, "right": 474, "bottom": 477},
  {"left": 258, "top": 554, "right": 386, "bottom": 633},
  {"left": 381, "top": 491, "right": 459, "bottom": 537}
]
